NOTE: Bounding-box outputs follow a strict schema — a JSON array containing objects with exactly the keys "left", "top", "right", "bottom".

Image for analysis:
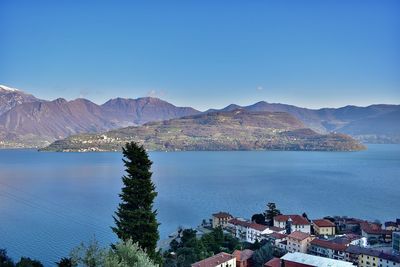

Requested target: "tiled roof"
[
  {"left": 249, "top": 222, "right": 269, "bottom": 231},
  {"left": 228, "top": 218, "right": 251, "bottom": 227},
  {"left": 331, "top": 234, "right": 361, "bottom": 245},
  {"left": 274, "top": 215, "right": 310, "bottom": 225},
  {"left": 269, "top": 232, "right": 287, "bottom": 239},
  {"left": 345, "top": 245, "right": 400, "bottom": 263},
  {"left": 313, "top": 219, "right": 335, "bottom": 227},
  {"left": 212, "top": 211, "right": 233, "bottom": 219},
  {"left": 233, "top": 249, "right": 254, "bottom": 262},
  {"left": 191, "top": 252, "right": 236, "bottom": 267},
  {"left": 288, "top": 231, "right": 311, "bottom": 241},
  {"left": 360, "top": 222, "right": 392, "bottom": 235},
  {"left": 310, "top": 239, "right": 347, "bottom": 251}
]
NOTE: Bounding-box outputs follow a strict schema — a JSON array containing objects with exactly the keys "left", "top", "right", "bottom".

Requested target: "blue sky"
[{"left": 1, "top": 0, "right": 399, "bottom": 111}]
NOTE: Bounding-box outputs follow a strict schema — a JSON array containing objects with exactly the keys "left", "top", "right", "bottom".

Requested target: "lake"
[{"left": 0, "top": 145, "right": 399, "bottom": 265}]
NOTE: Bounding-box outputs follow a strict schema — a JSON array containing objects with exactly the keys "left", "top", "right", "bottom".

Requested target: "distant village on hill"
[{"left": 170, "top": 205, "right": 400, "bottom": 267}]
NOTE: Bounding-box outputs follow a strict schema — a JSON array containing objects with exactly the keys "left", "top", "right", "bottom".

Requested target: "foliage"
[
  {"left": 0, "top": 249, "right": 14, "bottom": 267},
  {"left": 252, "top": 243, "right": 274, "bottom": 267},
  {"left": 251, "top": 213, "right": 267, "bottom": 225},
  {"left": 104, "top": 239, "right": 157, "bottom": 267},
  {"left": 69, "top": 238, "right": 157, "bottom": 267},
  {"left": 264, "top": 202, "right": 281, "bottom": 226},
  {"left": 70, "top": 238, "right": 107, "bottom": 267},
  {"left": 15, "top": 258, "right": 43, "bottom": 267},
  {"left": 56, "top": 257, "right": 75, "bottom": 267},
  {"left": 302, "top": 212, "right": 310, "bottom": 222},
  {"left": 165, "top": 227, "right": 240, "bottom": 266},
  {"left": 112, "top": 142, "right": 159, "bottom": 261}
]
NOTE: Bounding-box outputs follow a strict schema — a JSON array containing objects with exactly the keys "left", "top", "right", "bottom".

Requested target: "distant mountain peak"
[{"left": 0, "top": 85, "right": 20, "bottom": 92}]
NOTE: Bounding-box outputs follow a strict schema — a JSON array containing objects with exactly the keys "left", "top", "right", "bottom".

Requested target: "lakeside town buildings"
[{"left": 193, "top": 211, "right": 400, "bottom": 267}]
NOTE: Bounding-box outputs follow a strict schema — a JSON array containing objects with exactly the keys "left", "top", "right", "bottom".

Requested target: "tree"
[
  {"left": 0, "top": 249, "right": 14, "bottom": 267},
  {"left": 112, "top": 142, "right": 160, "bottom": 260},
  {"left": 70, "top": 238, "right": 107, "bottom": 267},
  {"left": 15, "top": 258, "right": 43, "bottom": 267},
  {"left": 264, "top": 202, "right": 281, "bottom": 226},
  {"left": 302, "top": 212, "right": 309, "bottom": 222},
  {"left": 252, "top": 243, "right": 274, "bottom": 267},
  {"left": 56, "top": 258, "right": 75, "bottom": 267},
  {"left": 251, "top": 213, "right": 266, "bottom": 225},
  {"left": 104, "top": 239, "right": 157, "bottom": 267}
]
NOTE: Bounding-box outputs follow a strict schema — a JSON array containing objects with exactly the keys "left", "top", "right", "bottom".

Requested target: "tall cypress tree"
[{"left": 112, "top": 142, "right": 159, "bottom": 260}]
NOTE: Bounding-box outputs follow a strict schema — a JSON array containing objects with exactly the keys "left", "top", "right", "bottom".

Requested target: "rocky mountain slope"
[
  {"left": 0, "top": 85, "right": 39, "bottom": 115},
  {"left": 42, "top": 109, "right": 365, "bottom": 152},
  {"left": 0, "top": 84, "right": 398, "bottom": 148},
  {"left": 209, "top": 102, "right": 400, "bottom": 143},
  {"left": 0, "top": 86, "right": 200, "bottom": 148}
]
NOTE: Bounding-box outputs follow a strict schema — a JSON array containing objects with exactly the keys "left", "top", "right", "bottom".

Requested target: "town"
[{"left": 175, "top": 204, "right": 400, "bottom": 267}]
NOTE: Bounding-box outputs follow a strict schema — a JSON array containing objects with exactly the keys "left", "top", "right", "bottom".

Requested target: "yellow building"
[
  {"left": 359, "top": 252, "right": 379, "bottom": 267},
  {"left": 212, "top": 212, "right": 233, "bottom": 228},
  {"left": 313, "top": 219, "right": 336, "bottom": 236}
]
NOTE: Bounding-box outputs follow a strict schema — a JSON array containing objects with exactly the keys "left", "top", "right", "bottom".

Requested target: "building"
[
  {"left": 212, "top": 212, "right": 233, "bottom": 228},
  {"left": 264, "top": 257, "right": 311, "bottom": 267},
  {"left": 385, "top": 221, "right": 399, "bottom": 231},
  {"left": 359, "top": 249, "right": 400, "bottom": 267},
  {"left": 191, "top": 252, "right": 236, "bottom": 267},
  {"left": 286, "top": 231, "right": 314, "bottom": 253},
  {"left": 309, "top": 238, "right": 347, "bottom": 261},
  {"left": 228, "top": 218, "right": 251, "bottom": 241},
  {"left": 273, "top": 215, "right": 311, "bottom": 234},
  {"left": 360, "top": 222, "right": 393, "bottom": 243},
  {"left": 267, "top": 232, "right": 288, "bottom": 246},
  {"left": 393, "top": 232, "right": 400, "bottom": 253},
  {"left": 276, "top": 252, "right": 354, "bottom": 267},
  {"left": 313, "top": 219, "right": 336, "bottom": 236},
  {"left": 345, "top": 245, "right": 400, "bottom": 267},
  {"left": 330, "top": 233, "right": 366, "bottom": 247},
  {"left": 228, "top": 218, "right": 273, "bottom": 243},
  {"left": 233, "top": 249, "right": 254, "bottom": 267},
  {"left": 247, "top": 223, "right": 270, "bottom": 243}
]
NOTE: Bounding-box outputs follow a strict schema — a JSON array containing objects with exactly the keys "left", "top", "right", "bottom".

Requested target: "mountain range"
[{"left": 0, "top": 84, "right": 399, "bottom": 148}]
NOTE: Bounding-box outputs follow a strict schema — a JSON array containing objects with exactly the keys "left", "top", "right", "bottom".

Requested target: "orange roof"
[
  {"left": 310, "top": 239, "right": 347, "bottom": 251},
  {"left": 191, "top": 252, "right": 235, "bottom": 267},
  {"left": 274, "top": 215, "right": 310, "bottom": 225},
  {"left": 212, "top": 212, "right": 233, "bottom": 219},
  {"left": 233, "top": 249, "right": 254, "bottom": 262},
  {"left": 313, "top": 219, "right": 335, "bottom": 228},
  {"left": 288, "top": 231, "right": 311, "bottom": 241},
  {"left": 270, "top": 232, "right": 287, "bottom": 239}
]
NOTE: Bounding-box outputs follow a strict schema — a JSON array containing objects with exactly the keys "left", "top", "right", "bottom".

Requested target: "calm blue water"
[{"left": 0, "top": 145, "right": 399, "bottom": 265}]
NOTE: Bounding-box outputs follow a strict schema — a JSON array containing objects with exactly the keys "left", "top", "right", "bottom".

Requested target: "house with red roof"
[
  {"left": 228, "top": 218, "right": 252, "bottom": 241},
  {"left": 360, "top": 221, "right": 393, "bottom": 243},
  {"left": 312, "top": 219, "right": 336, "bottom": 236},
  {"left": 287, "top": 231, "right": 314, "bottom": 253},
  {"left": 309, "top": 238, "right": 348, "bottom": 261},
  {"left": 273, "top": 215, "right": 311, "bottom": 234},
  {"left": 191, "top": 252, "right": 236, "bottom": 267},
  {"left": 233, "top": 249, "right": 254, "bottom": 267}
]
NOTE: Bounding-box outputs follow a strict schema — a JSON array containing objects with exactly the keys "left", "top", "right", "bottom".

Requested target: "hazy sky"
[{"left": 1, "top": 0, "right": 399, "bottom": 111}]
